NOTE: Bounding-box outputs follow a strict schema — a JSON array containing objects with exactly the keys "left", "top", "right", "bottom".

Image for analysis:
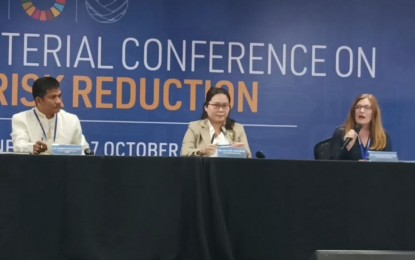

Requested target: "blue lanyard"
[
  {"left": 33, "top": 110, "right": 58, "bottom": 142},
  {"left": 358, "top": 137, "right": 370, "bottom": 160}
]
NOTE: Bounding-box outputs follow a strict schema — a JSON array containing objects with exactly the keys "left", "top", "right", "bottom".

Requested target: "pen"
[{"left": 210, "top": 134, "right": 216, "bottom": 144}]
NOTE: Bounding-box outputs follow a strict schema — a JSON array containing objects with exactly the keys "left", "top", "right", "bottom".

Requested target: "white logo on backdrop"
[{"left": 85, "top": 0, "right": 129, "bottom": 23}]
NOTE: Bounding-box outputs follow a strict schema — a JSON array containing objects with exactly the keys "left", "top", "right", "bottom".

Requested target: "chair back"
[{"left": 314, "top": 138, "right": 332, "bottom": 160}]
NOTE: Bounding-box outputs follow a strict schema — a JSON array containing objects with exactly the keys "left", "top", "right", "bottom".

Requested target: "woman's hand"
[
  {"left": 200, "top": 144, "right": 217, "bottom": 156},
  {"left": 231, "top": 142, "right": 245, "bottom": 149},
  {"left": 344, "top": 129, "right": 358, "bottom": 150}
]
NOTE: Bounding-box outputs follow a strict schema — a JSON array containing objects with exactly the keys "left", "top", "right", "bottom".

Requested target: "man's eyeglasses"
[
  {"left": 355, "top": 105, "right": 372, "bottom": 111},
  {"left": 208, "top": 103, "right": 230, "bottom": 110}
]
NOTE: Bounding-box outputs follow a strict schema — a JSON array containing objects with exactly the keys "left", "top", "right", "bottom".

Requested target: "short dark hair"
[
  {"left": 32, "top": 77, "right": 60, "bottom": 100},
  {"left": 201, "top": 87, "right": 235, "bottom": 130}
]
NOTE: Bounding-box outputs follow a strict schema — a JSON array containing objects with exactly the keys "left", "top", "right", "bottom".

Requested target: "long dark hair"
[{"left": 200, "top": 87, "right": 235, "bottom": 130}]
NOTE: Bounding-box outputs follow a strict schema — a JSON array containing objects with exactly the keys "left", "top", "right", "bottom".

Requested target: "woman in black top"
[{"left": 330, "top": 94, "right": 391, "bottom": 160}]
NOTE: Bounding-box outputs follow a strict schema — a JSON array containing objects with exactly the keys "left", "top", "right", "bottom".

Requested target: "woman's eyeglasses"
[
  {"left": 355, "top": 105, "right": 372, "bottom": 111},
  {"left": 208, "top": 103, "right": 230, "bottom": 110}
]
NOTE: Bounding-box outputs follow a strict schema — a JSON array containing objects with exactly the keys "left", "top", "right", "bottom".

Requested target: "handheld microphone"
[
  {"left": 255, "top": 150, "right": 266, "bottom": 159},
  {"left": 341, "top": 124, "right": 362, "bottom": 150}
]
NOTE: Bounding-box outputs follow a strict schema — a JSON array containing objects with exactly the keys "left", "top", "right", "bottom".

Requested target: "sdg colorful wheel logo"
[{"left": 21, "top": 0, "right": 66, "bottom": 22}]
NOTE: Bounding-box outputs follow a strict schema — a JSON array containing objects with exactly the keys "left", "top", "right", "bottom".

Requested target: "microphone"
[
  {"left": 341, "top": 124, "right": 362, "bottom": 150},
  {"left": 84, "top": 148, "right": 94, "bottom": 156},
  {"left": 255, "top": 150, "right": 266, "bottom": 159}
]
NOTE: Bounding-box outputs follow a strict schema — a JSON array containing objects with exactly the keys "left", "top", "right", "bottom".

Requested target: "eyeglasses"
[
  {"left": 355, "top": 105, "right": 372, "bottom": 111},
  {"left": 208, "top": 103, "right": 230, "bottom": 110}
]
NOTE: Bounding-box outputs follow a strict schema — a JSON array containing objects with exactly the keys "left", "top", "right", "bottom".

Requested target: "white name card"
[
  {"left": 217, "top": 146, "right": 247, "bottom": 158},
  {"left": 368, "top": 151, "right": 399, "bottom": 162},
  {"left": 51, "top": 144, "right": 83, "bottom": 156}
]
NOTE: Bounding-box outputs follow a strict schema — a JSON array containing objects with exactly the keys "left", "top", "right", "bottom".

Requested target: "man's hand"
[{"left": 33, "top": 141, "right": 48, "bottom": 155}]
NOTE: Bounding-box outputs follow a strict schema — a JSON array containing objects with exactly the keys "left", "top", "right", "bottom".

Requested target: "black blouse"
[{"left": 329, "top": 127, "right": 392, "bottom": 160}]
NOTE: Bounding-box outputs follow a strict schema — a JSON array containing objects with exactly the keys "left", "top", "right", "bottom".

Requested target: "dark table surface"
[{"left": 1, "top": 154, "right": 415, "bottom": 260}]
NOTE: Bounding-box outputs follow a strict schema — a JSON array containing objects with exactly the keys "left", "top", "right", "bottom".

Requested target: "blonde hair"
[{"left": 343, "top": 94, "right": 387, "bottom": 150}]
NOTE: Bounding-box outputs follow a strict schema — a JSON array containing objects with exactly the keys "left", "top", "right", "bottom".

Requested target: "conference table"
[{"left": 1, "top": 154, "right": 415, "bottom": 260}]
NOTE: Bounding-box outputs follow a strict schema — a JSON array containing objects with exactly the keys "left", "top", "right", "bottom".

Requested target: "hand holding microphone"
[{"left": 341, "top": 124, "right": 362, "bottom": 150}]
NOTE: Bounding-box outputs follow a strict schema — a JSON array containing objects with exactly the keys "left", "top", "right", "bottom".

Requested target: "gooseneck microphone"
[
  {"left": 341, "top": 124, "right": 362, "bottom": 150},
  {"left": 84, "top": 148, "right": 94, "bottom": 156},
  {"left": 255, "top": 151, "right": 266, "bottom": 159}
]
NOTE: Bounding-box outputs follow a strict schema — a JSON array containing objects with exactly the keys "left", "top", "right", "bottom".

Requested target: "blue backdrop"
[{"left": 1, "top": 0, "right": 414, "bottom": 160}]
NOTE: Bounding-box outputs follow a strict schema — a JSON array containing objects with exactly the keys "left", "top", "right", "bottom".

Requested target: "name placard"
[
  {"left": 217, "top": 146, "right": 247, "bottom": 158},
  {"left": 51, "top": 144, "right": 83, "bottom": 156},
  {"left": 368, "top": 151, "right": 399, "bottom": 162}
]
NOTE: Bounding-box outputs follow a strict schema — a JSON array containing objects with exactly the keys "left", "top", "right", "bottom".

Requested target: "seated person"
[
  {"left": 181, "top": 87, "right": 251, "bottom": 158},
  {"left": 11, "top": 76, "right": 89, "bottom": 154},
  {"left": 330, "top": 93, "right": 391, "bottom": 160}
]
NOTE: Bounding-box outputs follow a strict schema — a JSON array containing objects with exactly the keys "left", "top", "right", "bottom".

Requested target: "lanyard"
[
  {"left": 358, "top": 136, "right": 371, "bottom": 160},
  {"left": 33, "top": 110, "right": 58, "bottom": 142}
]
